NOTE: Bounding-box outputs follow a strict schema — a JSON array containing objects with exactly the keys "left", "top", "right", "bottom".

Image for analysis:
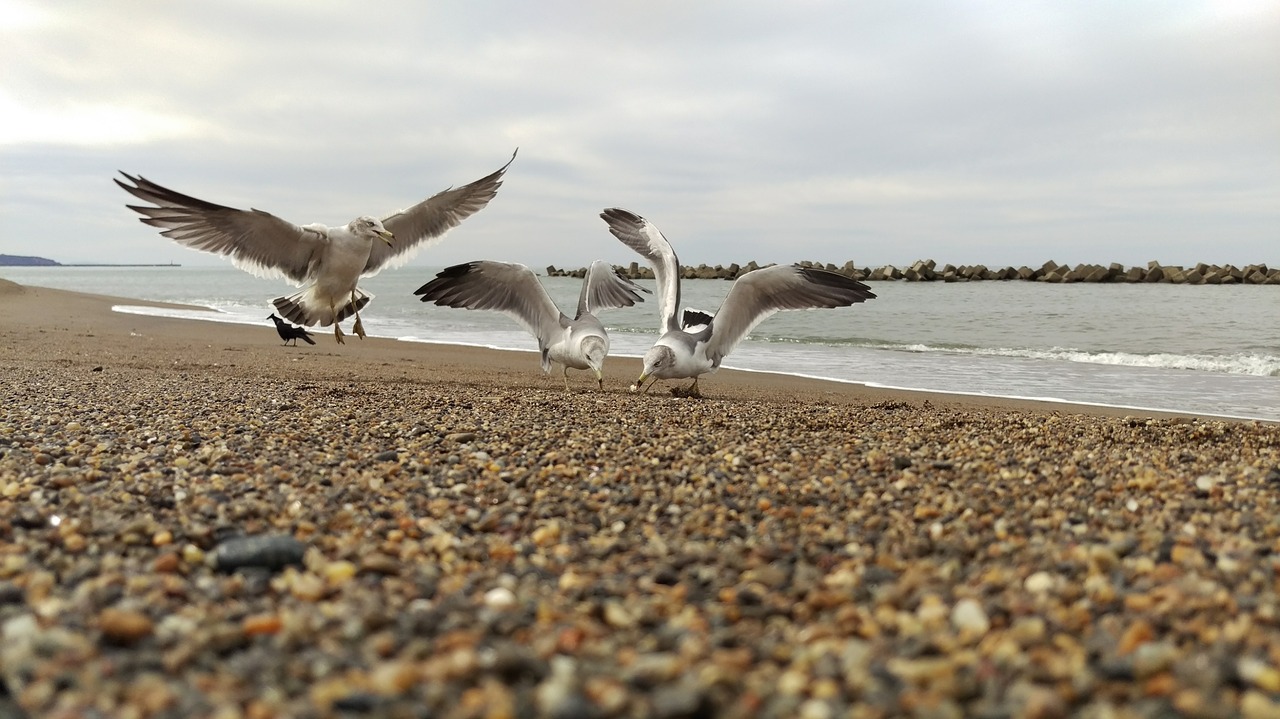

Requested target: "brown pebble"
[
  {"left": 153, "top": 552, "right": 181, "bottom": 573},
  {"left": 358, "top": 554, "right": 401, "bottom": 576},
  {"left": 99, "top": 608, "right": 154, "bottom": 645},
  {"left": 242, "top": 613, "right": 283, "bottom": 636},
  {"left": 1118, "top": 619, "right": 1155, "bottom": 655}
]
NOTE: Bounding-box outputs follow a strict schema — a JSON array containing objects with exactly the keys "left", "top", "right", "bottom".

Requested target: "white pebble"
[
  {"left": 951, "top": 598, "right": 991, "bottom": 636},
  {"left": 1194, "top": 475, "right": 1219, "bottom": 491},
  {"left": 483, "top": 586, "right": 517, "bottom": 610},
  {"left": 1024, "top": 571, "right": 1056, "bottom": 594}
]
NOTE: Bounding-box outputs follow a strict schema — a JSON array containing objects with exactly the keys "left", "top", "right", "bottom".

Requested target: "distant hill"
[{"left": 0, "top": 254, "right": 61, "bottom": 266}]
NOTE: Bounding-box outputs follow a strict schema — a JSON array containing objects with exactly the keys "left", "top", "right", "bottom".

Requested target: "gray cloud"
[{"left": 3, "top": 1, "right": 1277, "bottom": 270}]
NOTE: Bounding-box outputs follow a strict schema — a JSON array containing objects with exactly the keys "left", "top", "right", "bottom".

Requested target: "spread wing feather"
[
  {"left": 367, "top": 150, "right": 517, "bottom": 275},
  {"left": 414, "top": 260, "right": 564, "bottom": 347},
  {"left": 576, "top": 260, "right": 650, "bottom": 319},
  {"left": 116, "top": 172, "right": 325, "bottom": 284},
  {"left": 600, "top": 208, "right": 681, "bottom": 335},
  {"left": 704, "top": 265, "right": 876, "bottom": 366}
]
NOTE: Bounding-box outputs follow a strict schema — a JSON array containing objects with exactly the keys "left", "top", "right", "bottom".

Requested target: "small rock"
[
  {"left": 446, "top": 432, "right": 477, "bottom": 443},
  {"left": 1240, "top": 690, "right": 1280, "bottom": 719},
  {"left": 373, "top": 449, "right": 399, "bottom": 462},
  {"left": 358, "top": 554, "right": 401, "bottom": 576},
  {"left": 212, "top": 535, "right": 307, "bottom": 573},
  {"left": 603, "top": 601, "right": 638, "bottom": 629},
  {"left": 1024, "top": 571, "right": 1056, "bottom": 594},
  {"left": 651, "top": 682, "right": 705, "bottom": 718},
  {"left": 1132, "top": 641, "right": 1178, "bottom": 678},
  {"left": 1239, "top": 657, "right": 1280, "bottom": 693},
  {"left": 484, "top": 587, "right": 518, "bottom": 611},
  {"left": 0, "top": 582, "right": 24, "bottom": 605},
  {"left": 951, "top": 598, "right": 990, "bottom": 637},
  {"left": 98, "top": 608, "right": 154, "bottom": 646}
]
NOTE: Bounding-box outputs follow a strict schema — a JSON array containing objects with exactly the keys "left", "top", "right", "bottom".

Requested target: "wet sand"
[{"left": 2, "top": 279, "right": 1278, "bottom": 718}]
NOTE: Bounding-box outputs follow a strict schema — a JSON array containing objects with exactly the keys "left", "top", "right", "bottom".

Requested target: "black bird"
[{"left": 268, "top": 313, "right": 316, "bottom": 346}]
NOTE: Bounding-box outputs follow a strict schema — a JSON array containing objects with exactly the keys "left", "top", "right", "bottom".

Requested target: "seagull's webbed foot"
[
  {"left": 597, "top": 377, "right": 604, "bottom": 391},
  {"left": 670, "top": 379, "right": 702, "bottom": 399},
  {"left": 562, "top": 368, "right": 572, "bottom": 392},
  {"left": 334, "top": 324, "right": 346, "bottom": 345},
  {"left": 350, "top": 291, "right": 367, "bottom": 340}
]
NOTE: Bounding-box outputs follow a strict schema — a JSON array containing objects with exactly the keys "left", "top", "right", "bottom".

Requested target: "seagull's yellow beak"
[
  {"left": 630, "top": 372, "right": 648, "bottom": 393},
  {"left": 378, "top": 229, "right": 395, "bottom": 246}
]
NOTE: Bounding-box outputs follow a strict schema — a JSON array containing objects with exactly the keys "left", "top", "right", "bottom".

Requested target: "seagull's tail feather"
[
  {"left": 273, "top": 288, "right": 373, "bottom": 327},
  {"left": 272, "top": 293, "right": 312, "bottom": 325}
]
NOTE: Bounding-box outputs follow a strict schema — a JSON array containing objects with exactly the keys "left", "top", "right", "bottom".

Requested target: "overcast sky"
[{"left": 3, "top": 1, "right": 1277, "bottom": 271}]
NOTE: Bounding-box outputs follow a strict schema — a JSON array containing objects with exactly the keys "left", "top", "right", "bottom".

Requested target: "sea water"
[{"left": 3, "top": 265, "right": 1276, "bottom": 421}]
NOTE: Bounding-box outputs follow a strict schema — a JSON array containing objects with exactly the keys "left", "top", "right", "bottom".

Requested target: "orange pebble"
[{"left": 242, "top": 613, "right": 283, "bottom": 636}]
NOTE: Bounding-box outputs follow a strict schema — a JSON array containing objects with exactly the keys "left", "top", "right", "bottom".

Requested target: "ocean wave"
[
  {"left": 868, "top": 341, "right": 1280, "bottom": 377},
  {"left": 644, "top": 327, "right": 1280, "bottom": 378}
]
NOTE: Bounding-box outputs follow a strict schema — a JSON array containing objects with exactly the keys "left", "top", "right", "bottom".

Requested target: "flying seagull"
[
  {"left": 116, "top": 150, "right": 516, "bottom": 344},
  {"left": 414, "top": 260, "right": 649, "bottom": 390},
  {"left": 601, "top": 207, "right": 877, "bottom": 397},
  {"left": 267, "top": 313, "right": 316, "bottom": 346}
]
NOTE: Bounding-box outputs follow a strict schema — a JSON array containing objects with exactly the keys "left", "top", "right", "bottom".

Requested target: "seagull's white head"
[
  {"left": 581, "top": 336, "right": 607, "bottom": 390},
  {"left": 636, "top": 344, "right": 676, "bottom": 388},
  {"left": 350, "top": 216, "right": 395, "bottom": 246}
]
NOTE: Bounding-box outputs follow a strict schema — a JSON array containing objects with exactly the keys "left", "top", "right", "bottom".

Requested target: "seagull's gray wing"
[
  {"left": 368, "top": 150, "right": 517, "bottom": 276},
  {"left": 414, "top": 260, "right": 564, "bottom": 346},
  {"left": 703, "top": 265, "right": 877, "bottom": 366},
  {"left": 576, "top": 260, "right": 651, "bottom": 319},
  {"left": 116, "top": 172, "right": 326, "bottom": 284},
  {"left": 600, "top": 208, "right": 681, "bottom": 335}
]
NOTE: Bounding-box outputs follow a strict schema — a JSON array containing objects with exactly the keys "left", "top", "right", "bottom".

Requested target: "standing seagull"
[
  {"left": 414, "top": 260, "right": 649, "bottom": 390},
  {"left": 601, "top": 208, "right": 877, "bottom": 397},
  {"left": 116, "top": 150, "right": 516, "bottom": 344},
  {"left": 267, "top": 313, "right": 316, "bottom": 346}
]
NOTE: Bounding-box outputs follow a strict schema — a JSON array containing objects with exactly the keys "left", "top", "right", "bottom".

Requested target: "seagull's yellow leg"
[
  {"left": 351, "top": 290, "right": 367, "bottom": 340},
  {"left": 562, "top": 366, "right": 571, "bottom": 392}
]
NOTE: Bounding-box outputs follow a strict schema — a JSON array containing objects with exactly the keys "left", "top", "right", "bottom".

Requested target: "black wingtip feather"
[
  {"left": 414, "top": 262, "right": 480, "bottom": 300},
  {"left": 796, "top": 266, "right": 878, "bottom": 303}
]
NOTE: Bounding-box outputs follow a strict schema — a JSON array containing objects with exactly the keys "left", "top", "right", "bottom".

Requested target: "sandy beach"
[{"left": 2, "top": 278, "right": 1279, "bottom": 718}]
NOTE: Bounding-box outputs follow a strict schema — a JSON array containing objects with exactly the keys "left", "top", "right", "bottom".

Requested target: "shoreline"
[
  {"left": 4, "top": 277, "right": 1280, "bottom": 716},
  {"left": 102, "top": 288, "right": 1275, "bottom": 425}
]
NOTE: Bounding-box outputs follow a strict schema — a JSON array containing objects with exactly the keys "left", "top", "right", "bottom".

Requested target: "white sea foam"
[{"left": 852, "top": 341, "right": 1280, "bottom": 377}]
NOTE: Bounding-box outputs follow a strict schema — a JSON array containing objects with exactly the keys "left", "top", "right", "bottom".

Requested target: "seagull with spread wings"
[
  {"left": 601, "top": 207, "right": 877, "bottom": 397},
  {"left": 414, "top": 260, "right": 649, "bottom": 390},
  {"left": 116, "top": 150, "right": 516, "bottom": 343}
]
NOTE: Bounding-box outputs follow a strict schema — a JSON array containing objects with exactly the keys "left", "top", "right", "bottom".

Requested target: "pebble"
[
  {"left": 1024, "top": 571, "right": 1057, "bottom": 594},
  {"left": 2, "top": 348, "right": 1279, "bottom": 718},
  {"left": 98, "top": 608, "right": 154, "bottom": 645},
  {"left": 483, "top": 587, "right": 517, "bottom": 611},
  {"left": 212, "top": 535, "right": 308, "bottom": 572},
  {"left": 950, "top": 598, "right": 990, "bottom": 637}
]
